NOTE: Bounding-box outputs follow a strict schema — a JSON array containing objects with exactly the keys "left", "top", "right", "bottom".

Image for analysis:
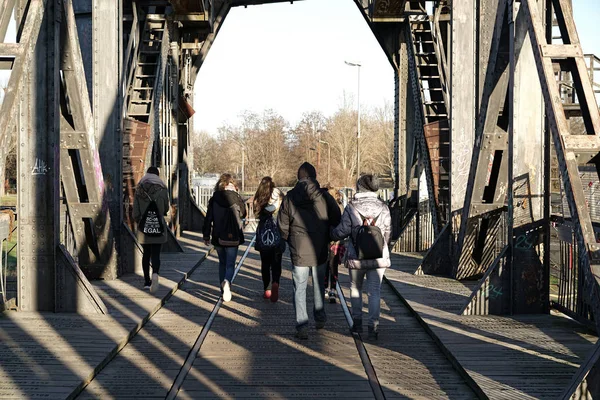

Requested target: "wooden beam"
[
  {"left": 170, "top": 13, "right": 209, "bottom": 22},
  {"left": 541, "top": 44, "right": 581, "bottom": 59},
  {"left": 0, "top": 43, "right": 22, "bottom": 57}
]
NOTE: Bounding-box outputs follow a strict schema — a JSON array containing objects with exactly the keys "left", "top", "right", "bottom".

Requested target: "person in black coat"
[
  {"left": 278, "top": 162, "right": 341, "bottom": 339},
  {"left": 203, "top": 173, "right": 246, "bottom": 302}
]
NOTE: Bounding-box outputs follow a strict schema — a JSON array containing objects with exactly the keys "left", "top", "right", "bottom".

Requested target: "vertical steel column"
[
  {"left": 450, "top": 0, "right": 477, "bottom": 216},
  {"left": 92, "top": 0, "right": 121, "bottom": 271},
  {"left": 543, "top": 0, "right": 552, "bottom": 316},
  {"left": 394, "top": 69, "right": 401, "bottom": 199},
  {"left": 395, "top": 24, "right": 412, "bottom": 199},
  {"left": 509, "top": 0, "right": 547, "bottom": 313},
  {"left": 507, "top": 0, "right": 516, "bottom": 315},
  {"left": 18, "top": 0, "right": 60, "bottom": 311}
]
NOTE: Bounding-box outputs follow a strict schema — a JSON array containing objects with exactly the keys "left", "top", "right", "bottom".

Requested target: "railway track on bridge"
[{"left": 75, "top": 236, "right": 477, "bottom": 399}]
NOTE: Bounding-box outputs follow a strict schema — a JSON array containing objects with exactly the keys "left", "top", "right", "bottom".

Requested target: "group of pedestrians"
[
  {"left": 201, "top": 161, "right": 392, "bottom": 340},
  {"left": 132, "top": 161, "right": 392, "bottom": 341}
]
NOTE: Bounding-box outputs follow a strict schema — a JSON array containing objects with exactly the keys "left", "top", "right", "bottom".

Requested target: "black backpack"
[
  {"left": 353, "top": 209, "right": 384, "bottom": 260},
  {"left": 218, "top": 206, "right": 241, "bottom": 247},
  {"left": 138, "top": 193, "right": 165, "bottom": 237},
  {"left": 255, "top": 215, "right": 281, "bottom": 251}
]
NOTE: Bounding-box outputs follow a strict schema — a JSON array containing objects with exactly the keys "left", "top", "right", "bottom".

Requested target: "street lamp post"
[
  {"left": 241, "top": 147, "right": 245, "bottom": 193},
  {"left": 319, "top": 139, "right": 331, "bottom": 184},
  {"left": 345, "top": 60, "right": 361, "bottom": 179}
]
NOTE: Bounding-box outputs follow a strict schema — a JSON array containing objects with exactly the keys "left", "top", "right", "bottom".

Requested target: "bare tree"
[
  {"left": 192, "top": 130, "right": 221, "bottom": 175},
  {"left": 364, "top": 102, "right": 395, "bottom": 181},
  {"left": 203, "top": 103, "right": 395, "bottom": 191}
]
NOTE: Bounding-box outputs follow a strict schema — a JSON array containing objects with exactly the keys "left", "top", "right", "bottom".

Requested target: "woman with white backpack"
[
  {"left": 253, "top": 177, "right": 284, "bottom": 302},
  {"left": 331, "top": 174, "right": 391, "bottom": 340}
]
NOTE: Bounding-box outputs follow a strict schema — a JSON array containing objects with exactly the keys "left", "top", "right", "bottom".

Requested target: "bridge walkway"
[
  {"left": 386, "top": 253, "right": 598, "bottom": 399},
  {"left": 2, "top": 235, "right": 591, "bottom": 398},
  {"left": 0, "top": 232, "right": 211, "bottom": 399}
]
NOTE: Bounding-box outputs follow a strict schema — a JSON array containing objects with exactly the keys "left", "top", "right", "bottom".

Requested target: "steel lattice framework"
[{"left": 2, "top": 0, "right": 600, "bottom": 395}]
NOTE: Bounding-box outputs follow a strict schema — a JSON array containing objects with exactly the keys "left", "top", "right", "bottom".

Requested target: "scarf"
[{"left": 138, "top": 173, "right": 166, "bottom": 188}]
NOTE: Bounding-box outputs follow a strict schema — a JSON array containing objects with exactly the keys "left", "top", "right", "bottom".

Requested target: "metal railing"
[
  {"left": 557, "top": 53, "right": 600, "bottom": 106},
  {"left": 0, "top": 212, "right": 17, "bottom": 305},
  {"left": 549, "top": 215, "right": 595, "bottom": 327},
  {"left": 455, "top": 207, "right": 508, "bottom": 280},
  {"left": 585, "top": 53, "right": 600, "bottom": 105},
  {"left": 192, "top": 186, "right": 214, "bottom": 210},
  {"left": 393, "top": 200, "right": 435, "bottom": 253}
]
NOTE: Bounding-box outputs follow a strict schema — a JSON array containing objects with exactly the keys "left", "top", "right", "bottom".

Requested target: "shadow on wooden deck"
[{"left": 387, "top": 252, "right": 598, "bottom": 399}]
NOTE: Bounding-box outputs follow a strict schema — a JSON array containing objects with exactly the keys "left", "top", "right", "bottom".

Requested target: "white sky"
[
  {"left": 193, "top": 0, "right": 600, "bottom": 135},
  {"left": 193, "top": 0, "right": 392, "bottom": 134}
]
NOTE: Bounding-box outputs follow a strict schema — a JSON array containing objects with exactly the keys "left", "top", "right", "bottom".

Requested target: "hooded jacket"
[
  {"left": 203, "top": 189, "right": 247, "bottom": 246},
  {"left": 331, "top": 191, "right": 392, "bottom": 270},
  {"left": 133, "top": 173, "right": 170, "bottom": 245},
  {"left": 278, "top": 178, "right": 342, "bottom": 267}
]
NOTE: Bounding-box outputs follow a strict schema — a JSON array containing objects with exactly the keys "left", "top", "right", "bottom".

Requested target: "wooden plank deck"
[
  {"left": 177, "top": 247, "right": 374, "bottom": 399},
  {"left": 338, "top": 269, "right": 477, "bottom": 399},
  {"left": 0, "top": 231, "right": 210, "bottom": 399},
  {"left": 78, "top": 249, "right": 227, "bottom": 399},
  {"left": 2, "top": 237, "right": 593, "bottom": 399},
  {"left": 386, "top": 252, "right": 598, "bottom": 399}
]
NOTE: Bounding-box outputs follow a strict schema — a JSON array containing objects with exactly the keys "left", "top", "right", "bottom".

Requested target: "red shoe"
[
  {"left": 271, "top": 282, "right": 279, "bottom": 303},
  {"left": 263, "top": 289, "right": 271, "bottom": 299}
]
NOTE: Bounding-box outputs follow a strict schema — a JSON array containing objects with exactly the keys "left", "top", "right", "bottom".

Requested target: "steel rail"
[
  {"left": 335, "top": 281, "right": 386, "bottom": 400},
  {"left": 166, "top": 235, "right": 256, "bottom": 400}
]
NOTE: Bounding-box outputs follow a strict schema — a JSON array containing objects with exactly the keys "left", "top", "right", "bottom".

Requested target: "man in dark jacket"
[{"left": 278, "top": 162, "right": 342, "bottom": 339}]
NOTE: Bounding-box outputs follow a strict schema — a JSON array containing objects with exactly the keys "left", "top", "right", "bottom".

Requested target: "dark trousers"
[
  {"left": 324, "top": 249, "right": 339, "bottom": 290},
  {"left": 142, "top": 243, "right": 162, "bottom": 284},
  {"left": 259, "top": 249, "right": 282, "bottom": 290}
]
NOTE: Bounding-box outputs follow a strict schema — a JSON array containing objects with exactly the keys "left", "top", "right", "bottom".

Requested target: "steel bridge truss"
[
  {"left": 3, "top": 0, "right": 600, "bottom": 395},
  {"left": 4, "top": 0, "right": 600, "bottom": 392}
]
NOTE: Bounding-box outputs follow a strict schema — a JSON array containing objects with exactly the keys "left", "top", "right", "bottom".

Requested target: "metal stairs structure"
[
  {"left": 407, "top": 13, "right": 450, "bottom": 230},
  {"left": 123, "top": 9, "right": 168, "bottom": 227}
]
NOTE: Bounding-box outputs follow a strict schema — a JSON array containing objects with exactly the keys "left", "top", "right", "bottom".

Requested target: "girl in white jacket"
[{"left": 331, "top": 174, "right": 391, "bottom": 340}]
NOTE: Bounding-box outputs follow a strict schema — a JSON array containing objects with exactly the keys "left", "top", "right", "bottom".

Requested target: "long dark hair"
[
  {"left": 253, "top": 176, "right": 275, "bottom": 214},
  {"left": 215, "top": 173, "right": 237, "bottom": 192}
]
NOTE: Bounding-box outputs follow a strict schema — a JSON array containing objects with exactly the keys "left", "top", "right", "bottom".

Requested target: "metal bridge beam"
[
  {"left": 16, "top": 0, "right": 60, "bottom": 311},
  {"left": 92, "top": 0, "right": 123, "bottom": 269}
]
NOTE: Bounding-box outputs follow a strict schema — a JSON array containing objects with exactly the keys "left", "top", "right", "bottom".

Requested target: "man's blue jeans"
[
  {"left": 292, "top": 263, "right": 327, "bottom": 330},
  {"left": 215, "top": 246, "right": 238, "bottom": 285}
]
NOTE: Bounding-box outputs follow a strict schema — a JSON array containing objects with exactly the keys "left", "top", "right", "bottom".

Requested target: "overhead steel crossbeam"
[
  {"left": 521, "top": 0, "right": 600, "bottom": 332},
  {"left": 454, "top": 0, "right": 511, "bottom": 280}
]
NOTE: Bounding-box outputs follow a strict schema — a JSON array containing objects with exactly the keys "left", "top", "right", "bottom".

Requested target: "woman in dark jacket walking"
[
  {"left": 203, "top": 173, "right": 246, "bottom": 302},
  {"left": 253, "top": 176, "right": 284, "bottom": 302},
  {"left": 133, "top": 166, "right": 170, "bottom": 294}
]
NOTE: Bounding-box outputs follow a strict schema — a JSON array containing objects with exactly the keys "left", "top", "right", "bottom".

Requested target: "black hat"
[
  {"left": 297, "top": 162, "right": 317, "bottom": 180},
  {"left": 147, "top": 166, "right": 160, "bottom": 176},
  {"left": 356, "top": 174, "right": 379, "bottom": 192}
]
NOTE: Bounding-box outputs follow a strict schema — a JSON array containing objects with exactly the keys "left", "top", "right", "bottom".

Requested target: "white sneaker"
[
  {"left": 222, "top": 279, "right": 232, "bottom": 302},
  {"left": 150, "top": 273, "right": 159, "bottom": 294}
]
